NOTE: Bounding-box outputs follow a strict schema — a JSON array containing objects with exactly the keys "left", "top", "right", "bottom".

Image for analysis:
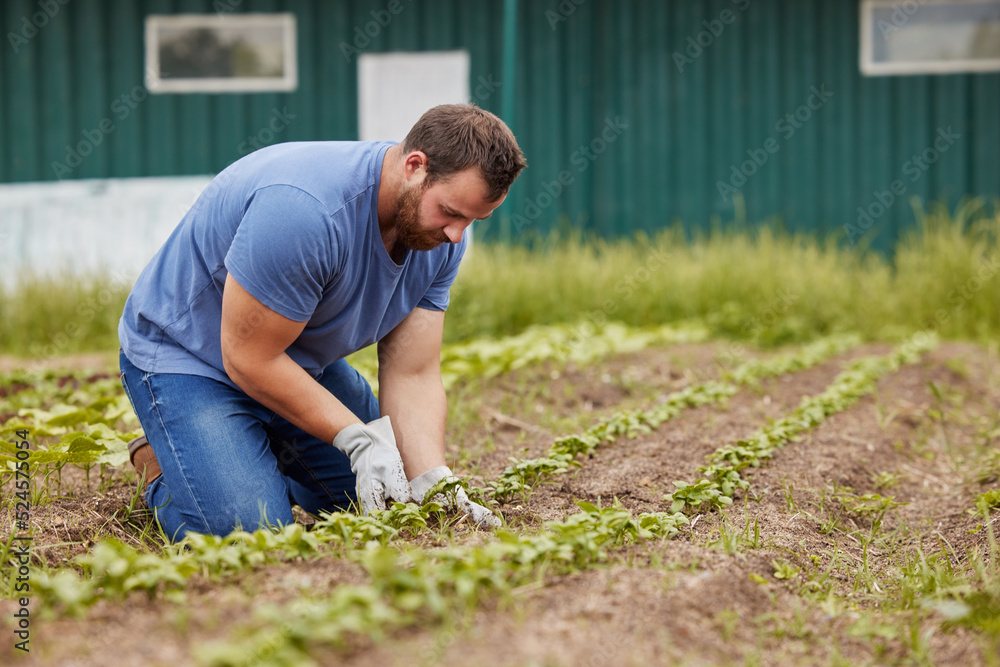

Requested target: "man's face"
[{"left": 395, "top": 167, "right": 506, "bottom": 252}]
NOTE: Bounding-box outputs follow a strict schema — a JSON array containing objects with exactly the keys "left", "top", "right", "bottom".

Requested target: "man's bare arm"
[
  {"left": 220, "top": 273, "right": 360, "bottom": 442},
  {"left": 376, "top": 307, "right": 448, "bottom": 480}
]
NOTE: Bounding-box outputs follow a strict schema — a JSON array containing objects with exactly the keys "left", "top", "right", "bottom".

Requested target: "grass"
[
  {"left": 2, "top": 328, "right": 998, "bottom": 664},
  {"left": 0, "top": 200, "right": 998, "bottom": 356},
  {"left": 450, "top": 199, "right": 999, "bottom": 345}
]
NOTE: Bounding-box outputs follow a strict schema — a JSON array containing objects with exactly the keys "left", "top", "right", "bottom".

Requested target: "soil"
[{"left": 2, "top": 340, "right": 998, "bottom": 666}]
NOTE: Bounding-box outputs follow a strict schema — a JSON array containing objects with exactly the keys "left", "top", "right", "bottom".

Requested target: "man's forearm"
[
  {"left": 377, "top": 369, "right": 448, "bottom": 480},
  {"left": 225, "top": 352, "right": 360, "bottom": 444}
]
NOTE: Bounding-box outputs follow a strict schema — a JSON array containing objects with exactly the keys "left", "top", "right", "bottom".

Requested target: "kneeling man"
[{"left": 118, "top": 104, "right": 526, "bottom": 541}]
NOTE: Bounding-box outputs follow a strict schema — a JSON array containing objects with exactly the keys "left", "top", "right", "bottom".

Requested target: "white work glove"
[
  {"left": 410, "top": 465, "right": 502, "bottom": 529},
  {"left": 332, "top": 416, "right": 411, "bottom": 515}
]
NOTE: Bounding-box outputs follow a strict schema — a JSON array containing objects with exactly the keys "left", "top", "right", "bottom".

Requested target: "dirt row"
[{"left": 3, "top": 341, "right": 998, "bottom": 666}]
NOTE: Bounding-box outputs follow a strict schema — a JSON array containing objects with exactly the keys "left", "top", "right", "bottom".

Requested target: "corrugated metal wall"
[{"left": 2, "top": 0, "right": 998, "bottom": 251}]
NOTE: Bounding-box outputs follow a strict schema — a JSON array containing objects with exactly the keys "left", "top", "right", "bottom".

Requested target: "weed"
[
  {"left": 871, "top": 470, "right": 903, "bottom": 489},
  {"left": 782, "top": 478, "right": 797, "bottom": 511},
  {"left": 975, "top": 489, "right": 1000, "bottom": 514},
  {"left": 772, "top": 559, "right": 801, "bottom": 580}
]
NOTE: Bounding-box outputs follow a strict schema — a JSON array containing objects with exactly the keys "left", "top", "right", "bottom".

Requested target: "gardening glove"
[
  {"left": 410, "top": 465, "right": 502, "bottom": 529},
  {"left": 332, "top": 416, "right": 411, "bottom": 515}
]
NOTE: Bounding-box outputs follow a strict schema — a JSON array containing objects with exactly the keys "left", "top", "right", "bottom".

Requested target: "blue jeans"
[{"left": 118, "top": 350, "right": 379, "bottom": 542}]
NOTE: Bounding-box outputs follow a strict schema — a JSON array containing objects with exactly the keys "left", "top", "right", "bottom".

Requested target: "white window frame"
[
  {"left": 145, "top": 13, "right": 297, "bottom": 93},
  {"left": 860, "top": 0, "right": 1000, "bottom": 75}
]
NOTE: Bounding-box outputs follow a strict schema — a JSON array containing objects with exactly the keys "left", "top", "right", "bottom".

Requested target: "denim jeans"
[{"left": 118, "top": 350, "right": 379, "bottom": 542}]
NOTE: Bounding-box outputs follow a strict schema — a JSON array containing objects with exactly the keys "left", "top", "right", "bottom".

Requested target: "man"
[{"left": 118, "top": 104, "right": 527, "bottom": 541}]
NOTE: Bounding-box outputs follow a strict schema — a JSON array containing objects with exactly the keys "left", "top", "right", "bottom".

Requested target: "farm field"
[{"left": 1, "top": 326, "right": 998, "bottom": 666}]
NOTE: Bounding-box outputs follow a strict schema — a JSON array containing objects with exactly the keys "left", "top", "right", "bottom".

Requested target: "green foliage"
[
  {"left": 0, "top": 272, "right": 130, "bottom": 356},
  {"left": 666, "top": 335, "right": 938, "bottom": 514},
  {"left": 453, "top": 204, "right": 1000, "bottom": 345},
  {"left": 772, "top": 559, "right": 801, "bottom": 580},
  {"left": 493, "top": 333, "right": 862, "bottom": 504},
  {"left": 836, "top": 491, "right": 906, "bottom": 519},
  {"left": 490, "top": 454, "right": 580, "bottom": 503},
  {"left": 871, "top": 471, "right": 903, "bottom": 489},
  {"left": 193, "top": 500, "right": 689, "bottom": 666},
  {"left": 4, "top": 203, "right": 1000, "bottom": 355},
  {"left": 349, "top": 319, "right": 709, "bottom": 393},
  {"left": 975, "top": 488, "right": 1000, "bottom": 513},
  {"left": 976, "top": 449, "right": 1000, "bottom": 484},
  {"left": 667, "top": 479, "right": 734, "bottom": 514},
  {"left": 897, "top": 532, "right": 1000, "bottom": 639}
]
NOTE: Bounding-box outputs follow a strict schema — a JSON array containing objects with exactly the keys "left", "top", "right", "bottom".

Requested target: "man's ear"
[{"left": 402, "top": 150, "right": 429, "bottom": 185}]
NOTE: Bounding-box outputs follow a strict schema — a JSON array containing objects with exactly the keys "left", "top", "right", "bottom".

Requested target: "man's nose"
[{"left": 443, "top": 222, "right": 467, "bottom": 244}]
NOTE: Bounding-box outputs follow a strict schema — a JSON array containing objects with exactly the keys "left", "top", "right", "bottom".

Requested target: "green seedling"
[
  {"left": 975, "top": 488, "right": 1000, "bottom": 514},
  {"left": 666, "top": 337, "right": 937, "bottom": 515},
  {"left": 977, "top": 450, "right": 1000, "bottom": 484},
  {"left": 492, "top": 334, "right": 863, "bottom": 505},
  {"left": 782, "top": 478, "right": 797, "bottom": 511},
  {"left": 772, "top": 559, "right": 801, "bottom": 580},
  {"left": 871, "top": 470, "right": 903, "bottom": 489},
  {"left": 666, "top": 479, "right": 733, "bottom": 514}
]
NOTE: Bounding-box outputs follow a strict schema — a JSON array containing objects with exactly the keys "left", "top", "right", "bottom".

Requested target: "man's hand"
[
  {"left": 332, "top": 416, "right": 411, "bottom": 514},
  {"left": 410, "top": 466, "right": 502, "bottom": 529}
]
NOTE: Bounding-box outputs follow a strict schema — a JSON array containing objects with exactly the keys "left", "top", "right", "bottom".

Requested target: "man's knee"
[{"left": 151, "top": 479, "right": 294, "bottom": 541}]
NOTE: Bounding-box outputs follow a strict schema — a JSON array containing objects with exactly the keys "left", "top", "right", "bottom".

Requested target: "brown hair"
[{"left": 401, "top": 104, "right": 527, "bottom": 202}]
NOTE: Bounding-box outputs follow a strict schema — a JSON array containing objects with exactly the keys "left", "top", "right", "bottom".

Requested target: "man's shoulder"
[{"left": 229, "top": 140, "right": 395, "bottom": 214}]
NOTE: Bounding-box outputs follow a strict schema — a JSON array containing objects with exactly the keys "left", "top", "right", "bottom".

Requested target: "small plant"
[
  {"left": 974, "top": 488, "right": 1000, "bottom": 514},
  {"left": 871, "top": 470, "right": 903, "bottom": 489},
  {"left": 489, "top": 334, "right": 863, "bottom": 505},
  {"left": 712, "top": 519, "right": 741, "bottom": 555},
  {"left": 772, "top": 559, "right": 801, "bottom": 580},
  {"left": 665, "top": 479, "right": 733, "bottom": 514},
  {"left": 782, "top": 478, "right": 797, "bottom": 511},
  {"left": 976, "top": 450, "right": 1000, "bottom": 484},
  {"left": 665, "top": 338, "right": 937, "bottom": 515},
  {"left": 740, "top": 512, "right": 767, "bottom": 549}
]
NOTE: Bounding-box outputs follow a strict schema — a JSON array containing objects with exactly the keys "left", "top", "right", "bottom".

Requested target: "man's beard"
[{"left": 395, "top": 183, "right": 449, "bottom": 252}]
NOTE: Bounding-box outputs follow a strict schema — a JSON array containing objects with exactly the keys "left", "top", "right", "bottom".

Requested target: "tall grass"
[
  {"left": 0, "top": 201, "right": 996, "bottom": 357},
  {"left": 0, "top": 273, "right": 131, "bottom": 358},
  {"left": 449, "top": 199, "right": 998, "bottom": 345}
]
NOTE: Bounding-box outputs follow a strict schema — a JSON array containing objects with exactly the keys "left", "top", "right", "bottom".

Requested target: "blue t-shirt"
[{"left": 119, "top": 141, "right": 467, "bottom": 387}]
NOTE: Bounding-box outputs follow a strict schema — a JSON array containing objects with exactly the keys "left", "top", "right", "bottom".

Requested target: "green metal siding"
[{"left": 1, "top": 0, "right": 998, "bottom": 251}]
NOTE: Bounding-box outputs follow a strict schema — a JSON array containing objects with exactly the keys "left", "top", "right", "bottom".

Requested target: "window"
[
  {"left": 860, "top": 0, "right": 1000, "bottom": 75},
  {"left": 145, "top": 13, "right": 297, "bottom": 93}
]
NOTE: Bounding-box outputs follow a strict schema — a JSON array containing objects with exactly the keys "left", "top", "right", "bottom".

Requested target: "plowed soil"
[{"left": 2, "top": 340, "right": 999, "bottom": 666}]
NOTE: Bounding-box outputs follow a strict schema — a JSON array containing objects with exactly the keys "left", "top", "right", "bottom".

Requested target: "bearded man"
[{"left": 118, "top": 104, "right": 526, "bottom": 541}]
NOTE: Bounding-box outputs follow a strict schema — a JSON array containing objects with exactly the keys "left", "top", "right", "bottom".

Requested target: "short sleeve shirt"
[{"left": 118, "top": 141, "right": 467, "bottom": 387}]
